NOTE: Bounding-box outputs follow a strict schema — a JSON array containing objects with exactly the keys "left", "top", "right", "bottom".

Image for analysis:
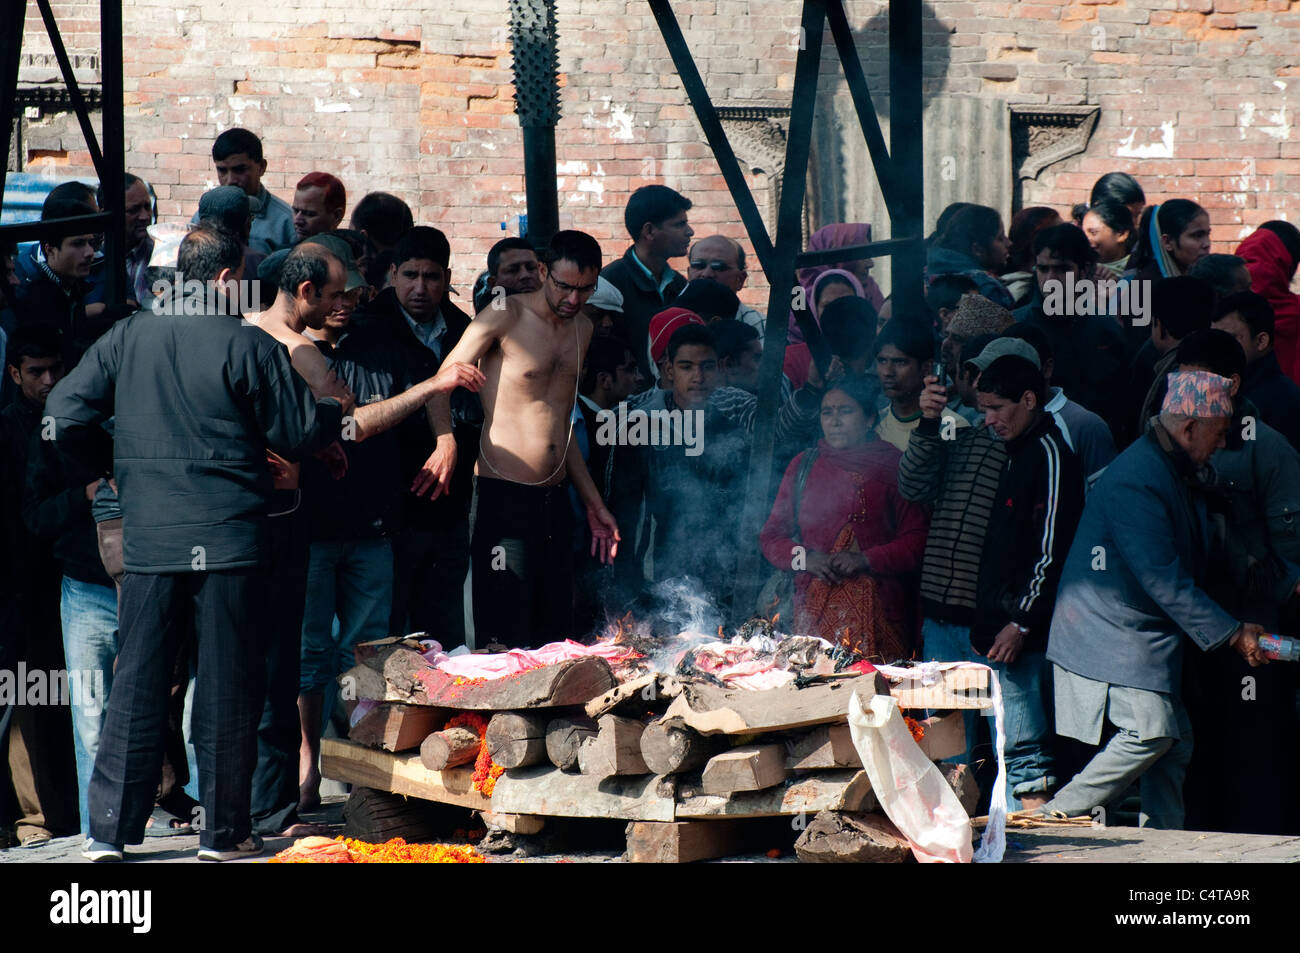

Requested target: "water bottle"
[{"left": 1258, "top": 633, "right": 1300, "bottom": 662}]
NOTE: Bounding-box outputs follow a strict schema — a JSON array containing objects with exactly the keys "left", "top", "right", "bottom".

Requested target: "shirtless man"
[
  {"left": 424, "top": 230, "right": 619, "bottom": 649},
  {"left": 244, "top": 240, "right": 483, "bottom": 836}
]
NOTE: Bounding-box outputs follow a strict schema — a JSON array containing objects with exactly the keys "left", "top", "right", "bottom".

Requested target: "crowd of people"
[{"left": 2, "top": 128, "right": 1299, "bottom": 860}]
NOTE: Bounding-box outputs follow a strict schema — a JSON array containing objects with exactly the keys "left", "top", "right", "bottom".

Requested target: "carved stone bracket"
[
  {"left": 1010, "top": 104, "right": 1099, "bottom": 181},
  {"left": 716, "top": 103, "right": 795, "bottom": 243}
]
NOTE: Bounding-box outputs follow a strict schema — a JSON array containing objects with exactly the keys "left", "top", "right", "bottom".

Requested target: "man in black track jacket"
[
  {"left": 43, "top": 225, "right": 344, "bottom": 861},
  {"left": 971, "top": 353, "right": 1085, "bottom": 812}
]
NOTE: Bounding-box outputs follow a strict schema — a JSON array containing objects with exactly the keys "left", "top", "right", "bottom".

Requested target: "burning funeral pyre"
[{"left": 324, "top": 599, "right": 994, "bottom": 864}]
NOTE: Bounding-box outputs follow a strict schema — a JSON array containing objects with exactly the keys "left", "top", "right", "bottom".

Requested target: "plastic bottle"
[{"left": 1258, "top": 633, "right": 1300, "bottom": 662}]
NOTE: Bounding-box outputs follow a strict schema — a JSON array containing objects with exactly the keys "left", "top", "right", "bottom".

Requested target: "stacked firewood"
[{"left": 331, "top": 636, "right": 990, "bottom": 863}]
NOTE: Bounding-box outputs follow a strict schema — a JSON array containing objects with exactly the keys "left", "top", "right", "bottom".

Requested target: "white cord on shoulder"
[{"left": 477, "top": 320, "right": 581, "bottom": 488}]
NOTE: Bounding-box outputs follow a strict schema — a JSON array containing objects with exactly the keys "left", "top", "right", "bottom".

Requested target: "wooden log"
[
  {"left": 701, "top": 744, "right": 790, "bottom": 794},
  {"left": 490, "top": 765, "right": 675, "bottom": 821},
  {"left": 786, "top": 725, "right": 861, "bottom": 771},
  {"left": 794, "top": 810, "right": 912, "bottom": 863},
  {"left": 480, "top": 811, "right": 546, "bottom": 835},
  {"left": 418, "top": 656, "right": 616, "bottom": 709},
  {"left": 583, "top": 674, "right": 682, "bottom": 719},
  {"left": 419, "top": 726, "right": 482, "bottom": 771},
  {"left": 626, "top": 820, "right": 748, "bottom": 863},
  {"left": 545, "top": 715, "right": 598, "bottom": 771},
  {"left": 676, "top": 771, "right": 876, "bottom": 819},
  {"left": 916, "top": 711, "right": 966, "bottom": 762},
  {"left": 347, "top": 702, "right": 445, "bottom": 752},
  {"left": 660, "top": 672, "right": 890, "bottom": 735},
  {"left": 887, "top": 667, "right": 991, "bottom": 710},
  {"left": 639, "top": 719, "right": 726, "bottom": 776},
  {"left": 578, "top": 714, "right": 649, "bottom": 777},
  {"left": 320, "top": 738, "right": 492, "bottom": 811},
  {"left": 338, "top": 664, "right": 391, "bottom": 702},
  {"left": 485, "top": 712, "right": 550, "bottom": 769}
]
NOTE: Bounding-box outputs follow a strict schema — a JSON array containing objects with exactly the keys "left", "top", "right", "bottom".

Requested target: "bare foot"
[{"left": 278, "top": 821, "right": 332, "bottom": 838}]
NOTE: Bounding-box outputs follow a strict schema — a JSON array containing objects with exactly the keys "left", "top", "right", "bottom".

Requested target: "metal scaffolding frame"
[
  {"left": 1, "top": 0, "right": 125, "bottom": 306},
  {"left": 646, "top": 0, "right": 925, "bottom": 612}
]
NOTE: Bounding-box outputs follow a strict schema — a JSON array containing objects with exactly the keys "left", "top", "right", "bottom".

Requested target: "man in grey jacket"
[
  {"left": 1042, "top": 369, "right": 1269, "bottom": 829},
  {"left": 44, "top": 225, "right": 345, "bottom": 862}
]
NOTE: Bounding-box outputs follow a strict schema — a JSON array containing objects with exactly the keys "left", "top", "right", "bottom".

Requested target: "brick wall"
[{"left": 17, "top": 0, "right": 1300, "bottom": 303}]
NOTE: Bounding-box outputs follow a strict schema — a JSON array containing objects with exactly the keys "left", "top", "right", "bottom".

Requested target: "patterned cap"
[{"left": 1161, "top": 369, "right": 1235, "bottom": 418}]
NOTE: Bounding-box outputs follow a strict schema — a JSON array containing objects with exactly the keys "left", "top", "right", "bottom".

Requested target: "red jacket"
[
  {"left": 760, "top": 439, "right": 929, "bottom": 632},
  {"left": 1236, "top": 228, "right": 1300, "bottom": 384}
]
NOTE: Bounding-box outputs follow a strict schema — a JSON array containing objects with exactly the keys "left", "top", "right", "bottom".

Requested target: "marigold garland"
[
  {"left": 268, "top": 836, "right": 486, "bottom": 864},
  {"left": 904, "top": 715, "right": 926, "bottom": 744},
  {"left": 445, "top": 712, "right": 504, "bottom": 797}
]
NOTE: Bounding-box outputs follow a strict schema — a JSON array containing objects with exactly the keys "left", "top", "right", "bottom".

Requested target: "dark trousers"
[
  {"left": 389, "top": 520, "right": 469, "bottom": 645},
  {"left": 470, "top": 476, "right": 574, "bottom": 649},
  {"left": 250, "top": 503, "right": 310, "bottom": 835},
  {"left": 89, "top": 569, "right": 266, "bottom": 850}
]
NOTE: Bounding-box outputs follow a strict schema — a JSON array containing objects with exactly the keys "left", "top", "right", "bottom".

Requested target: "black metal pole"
[
  {"left": 732, "top": 0, "right": 827, "bottom": 616},
  {"left": 100, "top": 0, "right": 125, "bottom": 306},
  {"left": 510, "top": 0, "right": 560, "bottom": 251},
  {"left": 889, "top": 0, "right": 925, "bottom": 320},
  {"left": 521, "top": 124, "right": 558, "bottom": 249}
]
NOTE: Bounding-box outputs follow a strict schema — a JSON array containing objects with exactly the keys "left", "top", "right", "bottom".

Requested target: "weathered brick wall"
[{"left": 17, "top": 0, "right": 1300, "bottom": 301}]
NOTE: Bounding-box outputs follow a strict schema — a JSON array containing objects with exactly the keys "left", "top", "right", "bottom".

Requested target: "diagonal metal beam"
[
  {"left": 825, "top": 0, "right": 901, "bottom": 221},
  {"left": 732, "top": 0, "right": 828, "bottom": 616},
  {"left": 647, "top": 0, "right": 775, "bottom": 276},
  {"left": 35, "top": 0, "right": 105, "bottom": 175}
]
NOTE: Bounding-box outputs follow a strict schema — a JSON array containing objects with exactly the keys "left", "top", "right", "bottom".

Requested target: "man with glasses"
[
  {"left": 687, "top": 235, "right": 764, "bottom": 331},
  {"left": 428, "top": 230, "right": 620, "bottom": 649}
]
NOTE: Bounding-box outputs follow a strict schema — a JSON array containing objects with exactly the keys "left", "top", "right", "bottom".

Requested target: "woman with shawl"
[{"left": 759, "top": 374, "right": 929, "bottom": 662}]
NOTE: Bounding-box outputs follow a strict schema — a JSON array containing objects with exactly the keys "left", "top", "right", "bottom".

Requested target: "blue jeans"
[
  {"left": 987, "top": 650, "right": 1058, "bottom": 805},
  {"left": 920, "top": 618, "right": 979, "bottom": 764},
  {"left": 922, "top": 619, "right": 1057, "bottom": 808},
  {"left": 59, "top": 575, "right": 119, "bottom": 832},
  {"left": 300, "top": 538, "right": 394, "bottom": 717}
]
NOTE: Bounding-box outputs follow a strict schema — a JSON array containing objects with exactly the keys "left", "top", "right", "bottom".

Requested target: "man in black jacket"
[
  {"left": 1211, "top": 291, "right": 1300, "bottom": 451},
  {"left": 972, "top": 354, "right": 1085, "bottom": 811},
  {"left": 1013, "top": 224, "right": 1128, "bottom": 439},
  {"left": 600, "top": 185, "right": 693, "bottom": 381},
  {"left": 351, "top": 227, "right": 482, "bottom": 645},
  {"left": 1, "top": 326, "right": 80, "bottom": 845},
  {"left": 44, "top": 225, "right": 346, "bottom": 862},
  {"left": 13, "top": 195, "right": 110, "bottom": 372}
]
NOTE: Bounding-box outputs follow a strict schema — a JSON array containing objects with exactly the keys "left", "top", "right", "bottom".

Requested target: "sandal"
[{"left": 144, "top": 807, "right": 194, "bottom": 838}]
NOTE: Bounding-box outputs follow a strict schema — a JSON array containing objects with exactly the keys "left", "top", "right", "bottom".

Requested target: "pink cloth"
[{"left": 433, "top": 639, "right": 634, "bottom": 680}]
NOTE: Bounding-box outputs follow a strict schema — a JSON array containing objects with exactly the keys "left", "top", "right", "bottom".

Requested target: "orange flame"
[{"left": 717, "top": 624, "right": 725, "bottom": 639}]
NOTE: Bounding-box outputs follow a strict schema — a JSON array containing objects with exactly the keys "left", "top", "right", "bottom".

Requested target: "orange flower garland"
[
  {"left": 269, "top": 836, "right": 486, "bottom": 864},
  {"left": 445, "top": 712, "right": 505, "bottom": 797},
  {"left": 904, "top": 715, "right": 926, "bottom": 744}
]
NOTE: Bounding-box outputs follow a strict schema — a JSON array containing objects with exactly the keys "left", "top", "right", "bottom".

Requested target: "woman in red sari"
[{"left": 760, "top": 375, "right": 930, "bottom": 662}]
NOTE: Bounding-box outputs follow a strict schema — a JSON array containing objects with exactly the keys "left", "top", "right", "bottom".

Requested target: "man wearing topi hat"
[{"left": 1041, "top": 369, "right": 1269, "bottom": 829}]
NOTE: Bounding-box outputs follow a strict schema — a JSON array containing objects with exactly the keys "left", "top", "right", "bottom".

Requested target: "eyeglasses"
[
  {"left": 689, "top": 259, "right": 734, "bottom": 274},
  {"left": 548, "top": 273, "right": 597, "bottom": 295}
]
